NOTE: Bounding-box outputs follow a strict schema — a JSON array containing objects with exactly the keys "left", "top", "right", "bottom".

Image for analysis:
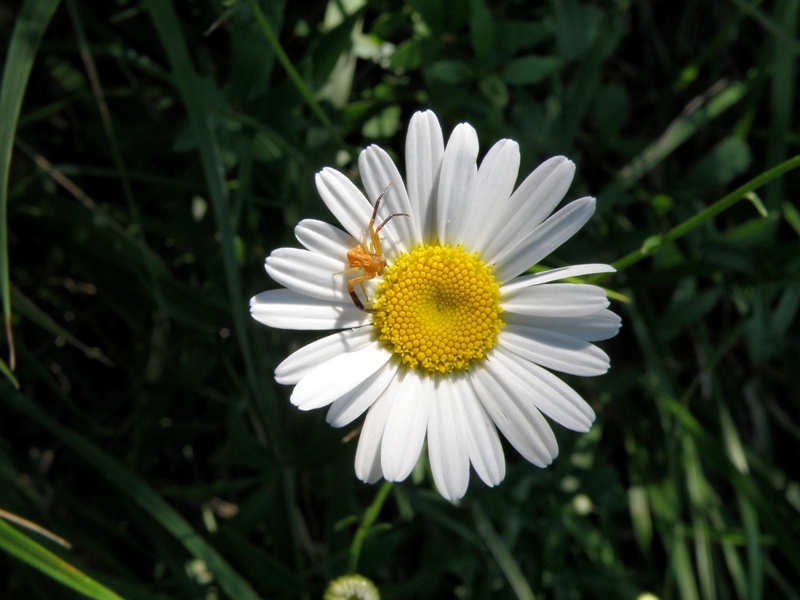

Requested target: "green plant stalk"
[
  {"left": 348, "top": 481, "right": 393, "bottom": 574},
  {"left": 611, "top": 154, "right": 800, "bottom": 273},
  {"left": 0, "top": 0, "right": 61, "bottom": 374},
  {"left": 244, "top": 0, "right": 348, "bottom": 151}
]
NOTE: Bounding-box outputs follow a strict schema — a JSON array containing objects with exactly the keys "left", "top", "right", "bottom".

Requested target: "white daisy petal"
[
  {"left": 427, "top": 374, "right": 470, "bottom": 501},
  {"left": 468, "top": 139, "right": 521, "bottom": 253},
  {"left": 504, "top": 309, "right": 622, "bottom": 342},
  {"left": 500, "top": 264, "right": 615, "bottom": 295},
  {"left": 250, "top": 289, "right": 367, "bottom": 330},
  {"left": 355, "top": 382, "right": 399, "bottom": 484},
  {"left": 437, "top": 123, "right": 479, "bottom": 246},
  {"left": 381, "top": 370, "right": 431, "bottom": 482},
  {"left": 266, "top": 247, "right": 348, "bottom": 302},
  {"left": 291, "top": 342, "right": 391, "bottom": 411},
  {"left": 275, "top": 326, "right": 374, "bottom": 385},
  {"left": 358, "top": 145, "right": 417, "bottom": 252},
  {"left": 326, "top": 359, "right": 400, "bottom": 428},
  {"left": 315, "top": 168, "right": 385, "bottom": 245},
  {"left": 493, "top": 197, "right": 597, "bottom": 283},
  {"left": 405, "top": 110, "right": 444, "bottom": 242},
  {"left": 470, "top": 359, "right": 558, "bottom": 467},
  {"left": 498, "top": 325, "right": 610, "bottom": 376},
  {"left": 502, "top": 283, "right": 609, "bottom": 317},
  {"left": 460, "top": 376, "right": 505, "bottom": 487},
  {"left": 482, "top": 156, "right": 575, "bottom": 265},
  {"left": 493, "top": 346, "right": 595, "bottom": 432},
  {"left": 295, "top": 219, "right": 354, "bottom": 257}
]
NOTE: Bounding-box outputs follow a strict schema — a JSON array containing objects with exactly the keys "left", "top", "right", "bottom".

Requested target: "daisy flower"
[{"left": 250, "top": 110, "right": 620, "bottom": 501}]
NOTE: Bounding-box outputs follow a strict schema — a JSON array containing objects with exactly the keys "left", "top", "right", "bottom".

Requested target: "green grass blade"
[
  {"left": 0, "top": 355, "right": 18, "bottom": 388},
  {"left": 143, "top": 0, "right": 280, "bottom": 453},
  {"left": 602, "top": 79, "right": 746, "bottom": 204},
  {"left": 718, "top": 404, "right": 763, "bottom": 600},
  {"left": 0, "top": 0, "right": 61, "bottom": 374},
  {"left": 3, "top": 389, "right": 263, "bottom": 600},
  {"left": 0, "top": 518, "right": 124, "bottom": 600},
  {"left": 472, "top": 503, "right": 536, "bottom": 600}
]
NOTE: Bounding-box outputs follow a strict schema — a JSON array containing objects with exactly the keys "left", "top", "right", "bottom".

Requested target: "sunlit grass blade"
[
  {"left": 662, "top": 398, "right": 800, "bottom": 575},
  {"left": 0, "top": 508, "right": 71, "bottom": 549},
  {"left": 716, "top": 383, "right": 763, "bottom": 600},
  {"left": 0, "top": 518, "right": 124, "bottom": 600},
  {"left": 4, "top": 389, "right": 264, "bottom": 600},
  {"left": 0, "top": 0, "right": 61, "bottom": 373},
  {"left": 683, "top": 436, "right": 716, "bottom": 600}
]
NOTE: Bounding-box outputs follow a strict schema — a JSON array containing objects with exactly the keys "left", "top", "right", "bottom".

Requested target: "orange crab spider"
[{"left": 337, "top": 182, "right": 408, "bottom": 313}]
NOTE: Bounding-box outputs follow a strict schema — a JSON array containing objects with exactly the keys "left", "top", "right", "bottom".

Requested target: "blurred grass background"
[{"left": 1, "top": 0, "right": 800, "bottom": 598}]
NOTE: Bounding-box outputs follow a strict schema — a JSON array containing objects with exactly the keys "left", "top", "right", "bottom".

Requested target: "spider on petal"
[{"left": 336, "top": 182, "right": 408, "bottom": 313}]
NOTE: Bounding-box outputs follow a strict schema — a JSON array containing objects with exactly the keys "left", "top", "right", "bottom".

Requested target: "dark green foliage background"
[{"left": 2, "top": 0, "right": 800, "bottom": 598}]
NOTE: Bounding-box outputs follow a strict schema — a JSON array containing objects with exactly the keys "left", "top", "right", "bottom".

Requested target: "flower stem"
[
  {"left": 348, "top": 481, "right": 393, "bottom": 574},
  {"left": 611, "top": 154, "right": 800, "bottom": 272},
  {"left": 243, "top": 0, "right": 348, "bottom": 152}
]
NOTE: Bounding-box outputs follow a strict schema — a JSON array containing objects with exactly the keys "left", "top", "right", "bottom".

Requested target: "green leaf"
[
  {"left": 390, "top": 38, "right": 425, "bottom": 71},
  {"left": 0, "top": 518, "right": 124, "bottom": 600},
  {"left": 493, "top": 20, "right": 553, "bottom": 57},
  {"left": 469, "top": 0, "right": 494, "bottom": 63},
  {"left": 478, "top": 75, "right": 509, "bottom": 109},
  {"left": 361, "top": 104, "right": 401, "bottom": 138},
  {"left": 555, "top": 0, "right": 602, "bottom": 60},
  {"left": 681, "top": 137, "right": 752, "bottom": 191},
  {"left": 425, "top": 59, "right": 470, "bottom": 83},
  {"left": 502, "top": 55, "right": 562, "bottom": 85}
]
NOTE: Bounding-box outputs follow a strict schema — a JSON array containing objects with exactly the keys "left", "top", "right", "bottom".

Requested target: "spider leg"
[
  {"left": 334, "top": 265, "right": 364, "bottom": 276},
  {"left": 347, "top": 274, "right": 381, "bottom": 313},
  {"left": 369, "top": 181, "right": 394, "bottom": 225},
  {"left": 375, "top": 212, "right": 410, "bottom": 234},
  {"left": 371, "top": 212, "right": 409, "bottom": 255}
]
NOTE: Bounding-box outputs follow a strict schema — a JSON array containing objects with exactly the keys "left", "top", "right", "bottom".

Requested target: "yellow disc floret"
[{"left": 373, "top": 244, "right": 503, "bottom": 374}]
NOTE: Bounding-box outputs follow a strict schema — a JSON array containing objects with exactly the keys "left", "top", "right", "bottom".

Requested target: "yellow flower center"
[{"left": 373, "top": 243, "right": 503, "bottom": 374}]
